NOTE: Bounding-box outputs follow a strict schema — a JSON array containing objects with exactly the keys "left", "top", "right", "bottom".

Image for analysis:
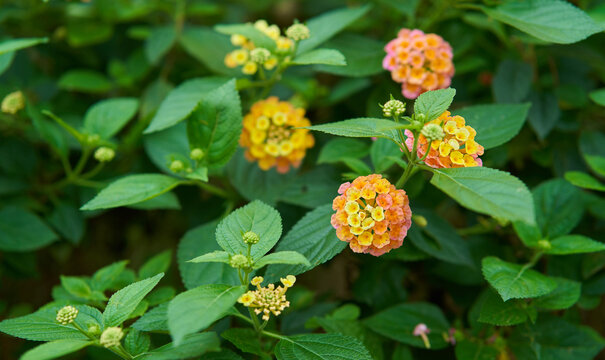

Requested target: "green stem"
[
  {"left": 71, "top": 322, "right": 96, "bottom": 342},
  {"left": 261, "top": 330, "right": 290, "bottom": 341},
  {"left": 248, "top": 306, "right": 262, "bottom": 333},
  {"left": 116, "top": 345, "right": 133, "bottom": 359},
  {"left": 72, "top": 146, "right": 92, "bottom": 176},
  {"left": 80, "top": 162, "right": 105, "bottom": 180},
  {"left": 43, "top": 110, "right": 84, "bottom": 143},
  {"left": 192, "top": 181, "right": 232, "bottom": 199}
]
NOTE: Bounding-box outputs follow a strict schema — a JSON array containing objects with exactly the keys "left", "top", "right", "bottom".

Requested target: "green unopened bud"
[
  {"left": 250, "top": 48, "right": 271, "bottom": 63},
  {"left": 412, "top": 215, "right": 428, "bottom": 228},
  {"left": 169, "top": 160, "right": 185, "bottom": 173},
  {"left": 230, "top": 254, "right": 250, "bottom": 269},
  {"left": 190, "top": 148, "right": 204, "bottom": 161},
  {"left": 56, "top": 305, "right": 78, "bottom": 325},
  {"left": 243, "top": 231, "right": 260, "bottom": 245},
  {"left": 94, "top": 147, "right": 115, "bottom": 162},
  {"left": 421, "top": 123, "right": 445, "bottom": 142},
  {"left": 1, "top": 91, "right": 25, "bottom": 114},
  {"left": 537, "top": 239, "right": 551, "bottom": 250},
  {"left": 100, "top": 327, "right": 124, "bottom": 348},
  {"left": 416, "top": 113, "right": 426, "bottom": 123},
  {"left": 286, "top": 23, "right": 310, "bottom": 41},
  {"left": 381, "top": 99, "right": 406, "bottom": 117},
  {"left": 87, "top": 324, "right": 101, "bottom": 335},
  {"left": 86, "top": 134, "right": 100, "bottom": 146}
]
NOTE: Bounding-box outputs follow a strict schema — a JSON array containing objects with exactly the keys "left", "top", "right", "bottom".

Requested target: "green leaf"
[
  {"left": 580, "top": 131, "right": 605, "bottom": 176},
  {"left": 265, "top": 205, "right": 346, "bottom": 283},
  {"left": 454, "top": 103, "right": 530, "bottom": 149},
  {"left": 371, "top": 138, "right": 402, "bottom": 173},
  {"left": 48, "top": 202, "right": 85, "bottom": 244},
  {"left": 132, "top": 303, "right": 168, "bottom": 332},
  {"left": 279, "top": 167, "right": 342, "bottom": 208},
  {"left": 414, "top": 88, "right": 456, "bottom": 122},
  {"left": 186, "top": 79, "right": 242, "bottom": 168},
  {"left": 478, "top": 290, "right": 533, "bottom": 326},
  {"left": 66, "top": 21, "right": 112, "bottom": 47},
  {"left": 565, "top": 171, "right": 605, "bottom": 191},
  {"left": 482, "top": 0, "right": 602, "bottom": 44},
  {"left": 430, "top": 167, "right": 535, "bottom": 224},
  {"left": 145, "top": 77, "right": 230, "bottom": 133},
  {"left": 312, "top": 317, "right": 383, "bottom": 360},
  {"left": 297, "top": 5, "right": 371, "bottom": 55},
  {"left": 528, "top": 92, "right": 560, "bottom": 140},
  {"left": 180, "top": 26, "right": 239, "bottom": 76},
  {"left": 103, "top": 273, "right": 164, "bottom": 326},
  {"left": 215, "top": 23, "right": 276, "bottom": 51},
  {"left": 60, "top": 276, "right": 92, "bottom": 299},
  {"left": 21, "top": 339, "right": 92, "bottom": 360},
  {"left": 455, "top": 340, "right": 500, "bottom": 360},
  {"left": 216, "top": 200, "right": 282, "bottom": 261},
  {"left": 546, "top": 235, "right": 605, "bottom": 255},
  {"left": 253, "top": 251, "right": 310, "bottom": 269},
  {"left": 275, "top": 334, "right": 372, "bottom": 360},
  {"left": 0, "top": 206, "right": 57, "bottom": 252},
  {"left": 91, "top": 260, "right": 129, "bottom": 292},
  {"left": 83, "top": 98, "right": 139, "bottom": 139},
  {"left": 534, "top": 277, "right": 581, "bottom": 310},
  {"left": 81, "top": 174, "right": 182, "bottom": 210},
  {"left": 316, "top": 34, "right": 384, "bottom": 77},
  {"left": 492, "top": 60, "right": 532, "bottom": 104},
  {"left": 167, "top": 284, "right": 246, "bottom": 345},
  {"left": 512, "top": 221, "right": 542, "bottom": 248},
  {"left": 145, "top": 26, "right": 176, "bottom": 64},
  {"left": 58, "top": 70, "right": 112, "bottom": 94},
  {"left": 363, "top": 302, "right": 450, "bottom": 349},
  {"left": 128, "top": 192, "right": 181, "bottom": 210},
  {"left": 139, "top": 250, "right": 172, "bottom": 279},
  {"left": 589, "top": 88, "right": 605, "bottom": 106},
  {"left": 124, "top": 329, "right": 150, "bottom": 356},
  {"left": 138, "top": 332, "right": 221, "bottom": 360},
  {"left": 189, "top": 250, "right": 230, "bottom": 264},
  {"left": 291, "top": 48, "right": 346, "bottom": 66},
  {"left": 318, "top": 138, "right": 370, "bottom": 164},
  {"left": 0, "top": 37, "right": 47, "bottom": 55},
  {"left": 221, "top": 328, "right": 266, "bottom": 357},
  {"left": 308, "top": 118, "right": 404, "bottom": 143},
  {"left": 481, "top": 256, "right": 557, "bottom": 301},
  {"left": 533, "top": 178, "right": 583, "bottom": 238}
]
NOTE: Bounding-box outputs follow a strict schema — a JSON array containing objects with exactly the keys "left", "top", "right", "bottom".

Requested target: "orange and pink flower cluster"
[
  {"left": 383, "top": 29, "right": 454, "bottom": 99},
  {"left": 405, "top": 111, "right": 484, "bottom": 168},
  {"left": 331, "top": 175, "right": 412, "bottom": 256}
]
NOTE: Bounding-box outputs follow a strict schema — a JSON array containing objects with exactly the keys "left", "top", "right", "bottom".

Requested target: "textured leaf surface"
[
  {"left": 103, "top": 273, "right": 164, "bottom": 326},
  {"left": 275, "top": 334, "right": 372, "bottom": 360},
  {"left": 308, "top": 118, "right": 404, "bottom": 143},
  {"left": 139, "top": 332, "right": 220, "bottom": 360},
  {"left": 533, "top": 179, "right": 583, "bottom": 238},
  {"left": 547, "top": 235, "right": 605, "bottom": 255},
  {"left": 21, "top": 340, "right": 91, "bottom": 360},
  {"left": 414, "top": 88, "right": 456, "bottom": 122},
  {"left": 83, "top": 97, "right": 139, "bottom": 139},
  {"left": 291, "top": 48, "right": 346, "bottom": 66},
  {"left": 253, "top": 251, "right": 310, "bottom": 269}
]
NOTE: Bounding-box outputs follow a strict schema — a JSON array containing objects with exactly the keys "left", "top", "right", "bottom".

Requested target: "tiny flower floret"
[
  {"left": 382, "top": 99, "right": 406, "bottom": 117},
  {"left": 229, "top": 254, "right": 250, "bottom": 269},
  {"left": 1, "top": 91, "right": 25, "bottom": 114},
  {"left": 250, "top": 48, "right": 271, "bottom": 63},
  {"left": 286, "top": 23, "right": 310, "bottom": 41},
  {"left": 190, "top": 148, "right": 204, "bottom": 161},
  {"left": 413, "top": 323, "right": 431, "bottom": 349},
  {"left": 383, "top": 29, "right": 454, "bottom": 99},
  {"left": 56, "top": 305, "right": 78, "bottom": 325},
  {"left": 405, "top": 111, "right": 484, "bottom": 168},
  {"left": 331, "top": 174, "right": 412, "bottom": 256},
  {"left": 100, "top": 327, "right": 124, "bottom": 348},
  {"left": 238, "top": 275, "right": 295, "bottom": 321},
  {"left": 94, "top": 147, "right": 115, "bottom": 162},
  {"left": 421, "top": 123, "right": 445, "bottom": 142},
  {"left": 240, "top": 97, "right": 314, "bottom": 173},
  {"left": 243, "top": 231, "right": 260, "bottom": 245}
]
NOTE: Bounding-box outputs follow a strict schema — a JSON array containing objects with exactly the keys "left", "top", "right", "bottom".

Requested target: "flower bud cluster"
[
  {"left": 381, "top": 99, "right": 406, "bottom": 117},
  {"left": 100, "top": 327, "right": 124, "bottom": 348},
  {"left": 1, "top": 91, "right": 25, "bottom": 114},
  {"left": 238, "top": 275, "right": 296, "bottom": 321},
  {"left": 56, "top": 305, "right": 79, "bottom": 325}
]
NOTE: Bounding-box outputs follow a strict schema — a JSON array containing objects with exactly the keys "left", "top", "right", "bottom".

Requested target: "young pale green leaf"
[
  {"left": 124, "top": 329, "right": 151, "bottom": 356},
  {"left": 512, "top": 221, "right": 542, "bottom": 248},
  {"left": 253, "top": 251, "right": 310, "bottom": 270},
  {"left": 275, "top": 334, "right": 372, "bottom": 360},
  {"left": 21, "top": 339, "right": 92, "bottom": 360},
  {"left": 482, "top": 256, "right": 557, "bottom": 301},
  {"left": 132, "top": 303, "right": 168, "bottom": 332},
  {"left": 178, "top": 221, "right": 239, "bottom": 289},
  {"left": 565, "top": 171, "right": 605, "bottom": 192},
  {"left": 455, "top": 340, "right": 500, "bottom": 360},
  {"left": 482, "top": 0, "right": 602, "bottom": 44},
  {"left": 0, "top": 206, "right": 57, "bottom": 252},
  {"left": 186, "top": 79, "right": 242, "bottom": 168},
  {"left": 430, "top": 167, "right": 535, "bottom": 224},
  {"left": 307, "top": 118, "right": 404, "bottom": 143},
  {"left": 363, "top": 303, "right": 450, "bottom": 349},
  {"left": 534, "top": 277, "right": 581, "bottom": 311},
  {"left": 83, "top": 97, "right": 139, "bottom": 139},
  {"left": 103, "top": 273, "right": 164, "bottom": 327},
  {"left": 414, "top": 88, "right": 456, "bottom": 122},
  {"left": 139, "top": 250, "right": 172, "bottom": 279},
  {"left": 215, "top": 23, "right": 276, "bottom": 51},
  {"left": 547, "top": 235, "right": 605, "bottom": 255},
  {"left": 144, "top": 77, "right": 230, "bottom": 133},
  {"left": 145, "top": 26, "right": 176, "bottom": 64},
  {"left": 291, "top": 48, "right": 346, "bottom": 66},
  {"left": 297, "top": 5, "right": 371, "bottom": 55},
  {"left": 167, "top": 284, "right": 246, "bottom": 345},
  {"left": 590, "top": 88, "right": 605, "bottom": 106},
  {"left": 533, "top": 178, "right": 583, "bottom": 238},
  {"left": 58, "top": 70, "right": 112, "bottom": 94},
  {"left": 0, "top": 37, "right": 47, "bottom": 55},
  {"left": 216, "top": 200, "right": 282, "bottom": 261},
  {"left": 188, "top": 250, "right": 230, "bottom": 264},
  {"left": 264, "top": 205, "right": 346, "bottom": 283},
  {"left": 316, "top": 34, "right": 384, "bottom": 77},
  {"left": 492, "top": 60, "right": 532, "bottom": 104},
  {"left": 81, "top": 174, "right": 182, "bottom": 210},
  {"left": 138, "top": 332, "right": 221, "bottom": 360},
  {"left": 318, "top": 138, "right": 370, "bottom": 164},
  {"left": 454, "top": 103, "right": 530, "bottom": 149},
  {"left": 60, "top": 276, "right": 92, "bottom": 299},
  {"left": 478, "top": 290, "right": 533, "bottom": 326}
]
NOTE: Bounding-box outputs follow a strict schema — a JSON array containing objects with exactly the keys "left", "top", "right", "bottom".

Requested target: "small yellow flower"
[
  {"left": 231, "top": 49, "right": 249, "bottom": 65},
  {"left": 242, "top": 277, "right": 293, "bottom": 321},
  {"left": 276, "top": 36, "right": 294, "bottom": 52},
  {"left": 1, "top": 91, "right": 25, "bottom": 114},
  {"left": 345, "top": 201, "right": 360, "bottom": 215},
  {"left": 231, "top": 34, "right": 247, "bottom": 46},
  {"left": 443, "top": 120, "right": 457, "bottom": 135},
  {"left": 450, "top": 150, "right": 464, "bottom": 165},
  {"left": 238, "top": 292, "right": 256, "bottom": 306},
  {"left": 251, "top": 276, "right": 264, "bottom": 286},
  {"left": 242, "top": 61, "right": 258, "bottom": 75},
  {"left": 280, "top": 275, "right": 296, "bottom": 288},
  {"left": 264, "top": 57, "right": 278, "bottom": 70}
]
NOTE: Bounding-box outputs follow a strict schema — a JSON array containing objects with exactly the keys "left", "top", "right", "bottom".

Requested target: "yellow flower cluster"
[
  {"left": 238, "top": 275, "right": 295, "bottom": 321},
  {"left": 240, "top": 97, "right": 315, "bottom": 173},
  {"left": 224, "top": 20, "right": 295, "bottom": 75}
]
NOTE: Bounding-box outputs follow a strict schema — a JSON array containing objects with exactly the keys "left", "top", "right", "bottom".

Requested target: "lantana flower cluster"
[
  {"left": 240, "top": 97, "right": 314, "bottom": 173},
  {"left": 238, "top": 275, "right": 295, "bottom": 321},
  {"left": 405, "top": 111, "right": 484, "bottom": 168},
  {"left": 331, "top": 174, "right": 412, "bottom": 256},
  {"left": 383, "top": 29, "right": 454, "bottom": 99},
  {"left": 224, "top": 20, "right": 309, "bottom": 75}
]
